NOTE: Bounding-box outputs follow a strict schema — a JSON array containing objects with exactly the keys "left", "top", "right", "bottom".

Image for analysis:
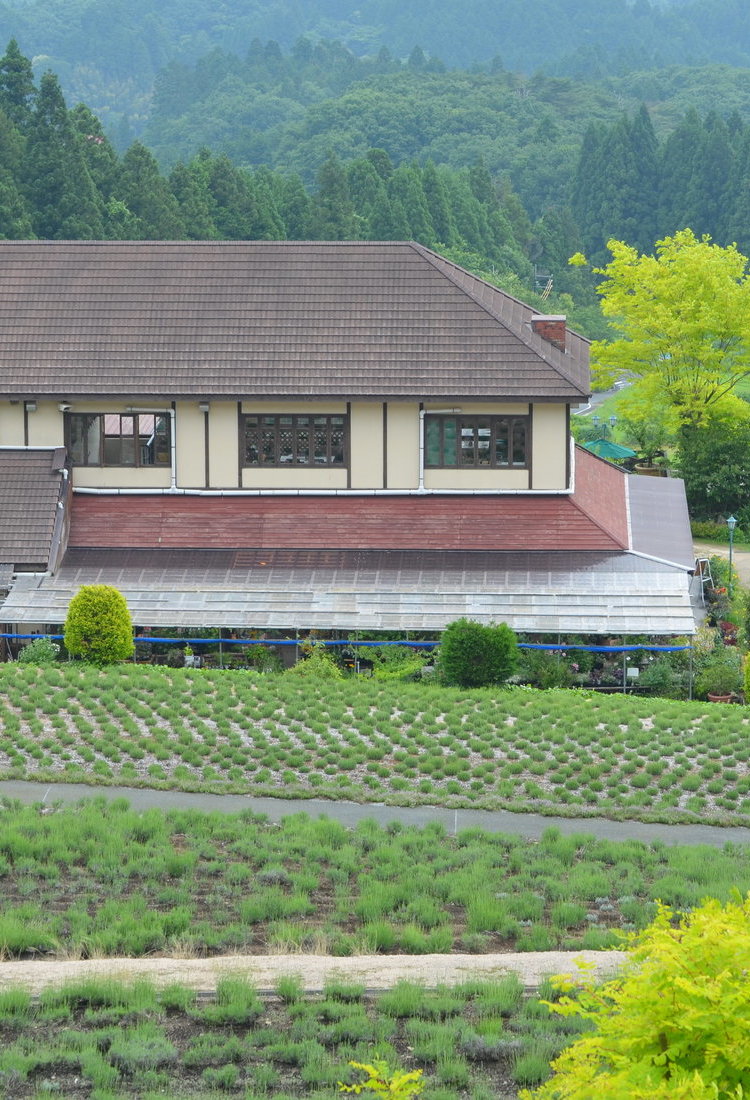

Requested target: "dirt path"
[{"left": 0, "top": 951, "right": 627, "bottom": 995}]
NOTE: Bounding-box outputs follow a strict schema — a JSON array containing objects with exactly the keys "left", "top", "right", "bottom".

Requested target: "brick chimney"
[{"left": 531, "top": 314, "right": 566, "bottom": 352}]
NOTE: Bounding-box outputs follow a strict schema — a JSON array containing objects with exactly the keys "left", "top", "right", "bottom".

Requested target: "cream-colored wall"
[
  {"left": 208, "top": 402, "right": 240, "bottom": 487},
  {"left": 0, "top": 403, "right": 25, "bottom": 446},
  {"left": 350, "top": 403, "right": 384, "bottom": 489},
  {"left": 425, "top": 468, "right": 529, "bottom": 490},
  {"left": 531, "top": 404, "right": 568, "bottom": 490},
  {"left": 241, "top": 402, "right": 348, "bottom": 415},
  {"left": 2, "top": 396, "right": 571, "bottom": 493},
  {"left": 27, "top": 403, "right": 65, "bottom": 447},
  {"left": 386, "top": 403, "right": 420, "bottom": 488},
  {"left": 242, "top": 467, "right": 349, "bottom": 489},
  {"left": 72, "top": 467, "right": 172, "bottom": 488},
  {"left": 38, "top": 400, "right": 174, "bottom": 490},
  {"left": 428, "top": 403, "right": 529, "bottom": 416},
  {"left": 175, "top": 401, "right": 205, "bottom": 487},
  {"left": 66, "top": 400, "right": 172, "bottom": 414}
]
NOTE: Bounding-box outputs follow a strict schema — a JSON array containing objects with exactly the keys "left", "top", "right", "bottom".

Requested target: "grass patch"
[
  {"left": 0, "top": 975, "right": 580, "bottom": 1097},
  {"left": 0, "top": 801, "right": 747, "bottom": 960},
  {"left": 2, "top": 664, "right": 750, "bottom": 826}
]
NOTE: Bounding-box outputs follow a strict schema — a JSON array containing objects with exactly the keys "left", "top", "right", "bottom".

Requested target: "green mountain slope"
[{"left": 2, "top": 0, "right": 750, "bottom": 126}]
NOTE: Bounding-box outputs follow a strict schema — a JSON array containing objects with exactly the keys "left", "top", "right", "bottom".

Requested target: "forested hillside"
[
  {"left": 0, "top": 42, "right": 601, "bottom": 333},
  {"left": 1, "top": 0, "right": 749, "bottom": 129},
  {"left": 1, "top": 33, "right": 750, "bottom": 343}
]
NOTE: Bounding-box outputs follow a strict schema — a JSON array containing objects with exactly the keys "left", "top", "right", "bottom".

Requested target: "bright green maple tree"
[
  {"left": 586, "top": 228, "right": 750, "bottom": 421},
  {"left": 520, "top": 893, "right": 750, "bottom": 1100}
]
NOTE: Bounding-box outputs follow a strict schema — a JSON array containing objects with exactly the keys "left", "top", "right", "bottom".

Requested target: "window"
[
  {"left": 66, "top": 413, "right": 171, "bottom": 467},
  {"left": 425, "top": 415, "right": 528, "bottom": 468},
  {"left": 243, "top": 414, "right": 347, "bottom": 467}
]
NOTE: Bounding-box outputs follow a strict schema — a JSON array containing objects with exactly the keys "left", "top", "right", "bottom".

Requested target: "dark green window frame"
[
  {"left": 243, "top": 414, "right": 348, "bottom": 467},
  {"left": 425, "top": 415, "right": 529, "bottom": 468}
]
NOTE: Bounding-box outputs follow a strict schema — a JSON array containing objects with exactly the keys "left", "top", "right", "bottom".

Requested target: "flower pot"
[{"left": 707, "top": 692, "right": 732, "bottom": 703}]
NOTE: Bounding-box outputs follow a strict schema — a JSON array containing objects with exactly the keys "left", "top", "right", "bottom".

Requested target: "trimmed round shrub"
[
  {"left": 438, "top": 618, "right": 518, "bottom": 688},
  {"left": 64, "top": 584, "right": 134, "bottom": 665}
]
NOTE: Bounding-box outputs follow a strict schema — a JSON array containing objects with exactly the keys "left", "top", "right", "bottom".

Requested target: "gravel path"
[
  {"left": 0, "top": 950, "right": 627, "bottom": 995},
  {"left": 3, "top": 779, "right": 750, "bottom": 847}
]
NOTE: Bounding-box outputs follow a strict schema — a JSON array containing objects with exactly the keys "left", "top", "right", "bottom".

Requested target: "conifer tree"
[
  {"left": 306, "top": 152, "right": 357, "bottom": 239},
  {"left": 115, "top": 141, "right": 186, "bottom": 238},
  {"left": 23, "top": 72, "right": 104, "bottom": 239},
  {"left": 168, "top": 161, "right": 218, "bottom": 239},
  {"left": 421, "top": 160, "right": 456, "bottom": 246},
  {"left": 0, "top": 39, "right": 36, "bottom": 130},
  {"left": 387, "top": 163, "right": 434, "bottom": 243}
]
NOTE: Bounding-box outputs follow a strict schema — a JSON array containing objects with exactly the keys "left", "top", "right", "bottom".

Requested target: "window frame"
[
  {"left": 65, "top": 412, "right": 172, "bottom": 468},
  {"left": 242, "top": 413, "right": 349, "bottom": 469},
  {"left": 424, "top": 414, "right": 530, "bottom": 470}
]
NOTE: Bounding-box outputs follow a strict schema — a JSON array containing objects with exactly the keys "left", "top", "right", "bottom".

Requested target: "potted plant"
[
  {"left": 183, "top": 643, "right": 196, "bottom": 668},
  {"left": 694, "top": 653, "right": 744, "bottom": 702}
]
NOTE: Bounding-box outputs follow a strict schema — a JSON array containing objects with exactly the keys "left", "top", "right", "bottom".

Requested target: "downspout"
[{"left": 418, "top": 406, "right": 425, "bottom": 492}]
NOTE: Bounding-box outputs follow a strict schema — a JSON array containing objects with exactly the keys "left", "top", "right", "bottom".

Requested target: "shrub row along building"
[{"left": 0, "top": 240, "right": 695, "bottom": 639}]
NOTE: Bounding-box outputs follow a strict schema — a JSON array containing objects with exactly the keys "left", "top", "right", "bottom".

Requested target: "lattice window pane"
[
  {"left": 296, "top": 428, "right": 309, "bottom": 463},
  {"left": 260, "top": 429, "right": 277, "bottom": 464},
  {"left": 279, "top": 429, "right": 294, "bottom": 463}
]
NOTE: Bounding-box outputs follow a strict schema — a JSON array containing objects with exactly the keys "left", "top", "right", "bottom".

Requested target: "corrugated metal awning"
[{"left": 0, "top": 548, "right": 697, "bottom": 636}]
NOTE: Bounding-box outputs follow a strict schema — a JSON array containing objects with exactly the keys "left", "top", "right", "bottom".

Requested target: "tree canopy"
[
  {"left": 590, "top": 229, "right": 750, "bottom": 419},
  {"left": 520, "top": 893, "right": 750, "bottom": 1099}
]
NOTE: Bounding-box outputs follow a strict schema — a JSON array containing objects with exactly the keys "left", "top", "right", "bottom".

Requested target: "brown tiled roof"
[
  {"left": 0, "top": 449, "right": 69, "bottom": 570},
  {"left": 69, "top": 488, "right": 626, "bottom": 555},
  {"left": 0, "top": 241, "right": 589, "bottom": 401}
]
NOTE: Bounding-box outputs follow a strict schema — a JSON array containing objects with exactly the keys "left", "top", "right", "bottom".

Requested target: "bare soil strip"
[{"left": 0, "top": 950, "right": 627, "bottom": 995}]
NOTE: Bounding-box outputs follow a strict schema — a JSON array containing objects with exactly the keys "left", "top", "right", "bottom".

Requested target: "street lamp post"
[{"left": 727, "top": 515, "right": 737, "bottom": 599}]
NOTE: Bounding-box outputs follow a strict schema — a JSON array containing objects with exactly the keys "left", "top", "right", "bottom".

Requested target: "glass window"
[
  {"left": 66, "top": 413, "right": 171, "bottom": 467},
  {"left": 424, "top": 415, "right": 529, "bottom": 469},
  {"left": 243, "top": 414, "right": 347, "bottom": 467}
]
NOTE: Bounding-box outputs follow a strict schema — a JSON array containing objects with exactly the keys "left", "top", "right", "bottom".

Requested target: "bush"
[
  {"left": 63, "top": 585, "right": 134, "bottom": 665},
  {"left": 516, "top": 649, "right": 573, "bottom": 689},
  {"left": 438, "top": 618, "right": 518, "bottom": 688},
  {"left": 17, "top": 636, "right": 59, "bottom": 665},
  {"left": 637, "top": 657, "right": 687, "bottom": 699},
  {"left": 286, "top": 644, "right": 343, "bottom": 680},
  {"left": 694, "top": 650, "right": 744, "bottom": 699},
  {"left": 519, "top": 894, "right": 750, "bottom": 1099},
  {"left": 367, "top": 645, "right": 430, "bottom": 681}
]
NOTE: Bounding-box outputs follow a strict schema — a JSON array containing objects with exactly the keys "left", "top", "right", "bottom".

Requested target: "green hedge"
[{"left": 691, "top": 520, "right": 746, "bottom": 543}]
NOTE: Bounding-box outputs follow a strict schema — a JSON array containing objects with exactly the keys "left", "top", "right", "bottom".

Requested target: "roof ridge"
[{"left": 409, "top": 242, "right": 589, "bottom": 397}]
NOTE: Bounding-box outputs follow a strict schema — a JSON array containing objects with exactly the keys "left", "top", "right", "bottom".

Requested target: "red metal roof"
[{"left": 69, "top": 451, "right": 628, "bottom": 553}]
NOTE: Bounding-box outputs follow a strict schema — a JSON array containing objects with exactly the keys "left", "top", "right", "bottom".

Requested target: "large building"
[{"left": 0, "top": 240, "right": 695, "bottom": 636}]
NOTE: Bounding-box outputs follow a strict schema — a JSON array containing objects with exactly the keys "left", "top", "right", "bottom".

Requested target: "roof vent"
[{"left": 531, "top": 314, "right": 566, "bottom": 352}]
